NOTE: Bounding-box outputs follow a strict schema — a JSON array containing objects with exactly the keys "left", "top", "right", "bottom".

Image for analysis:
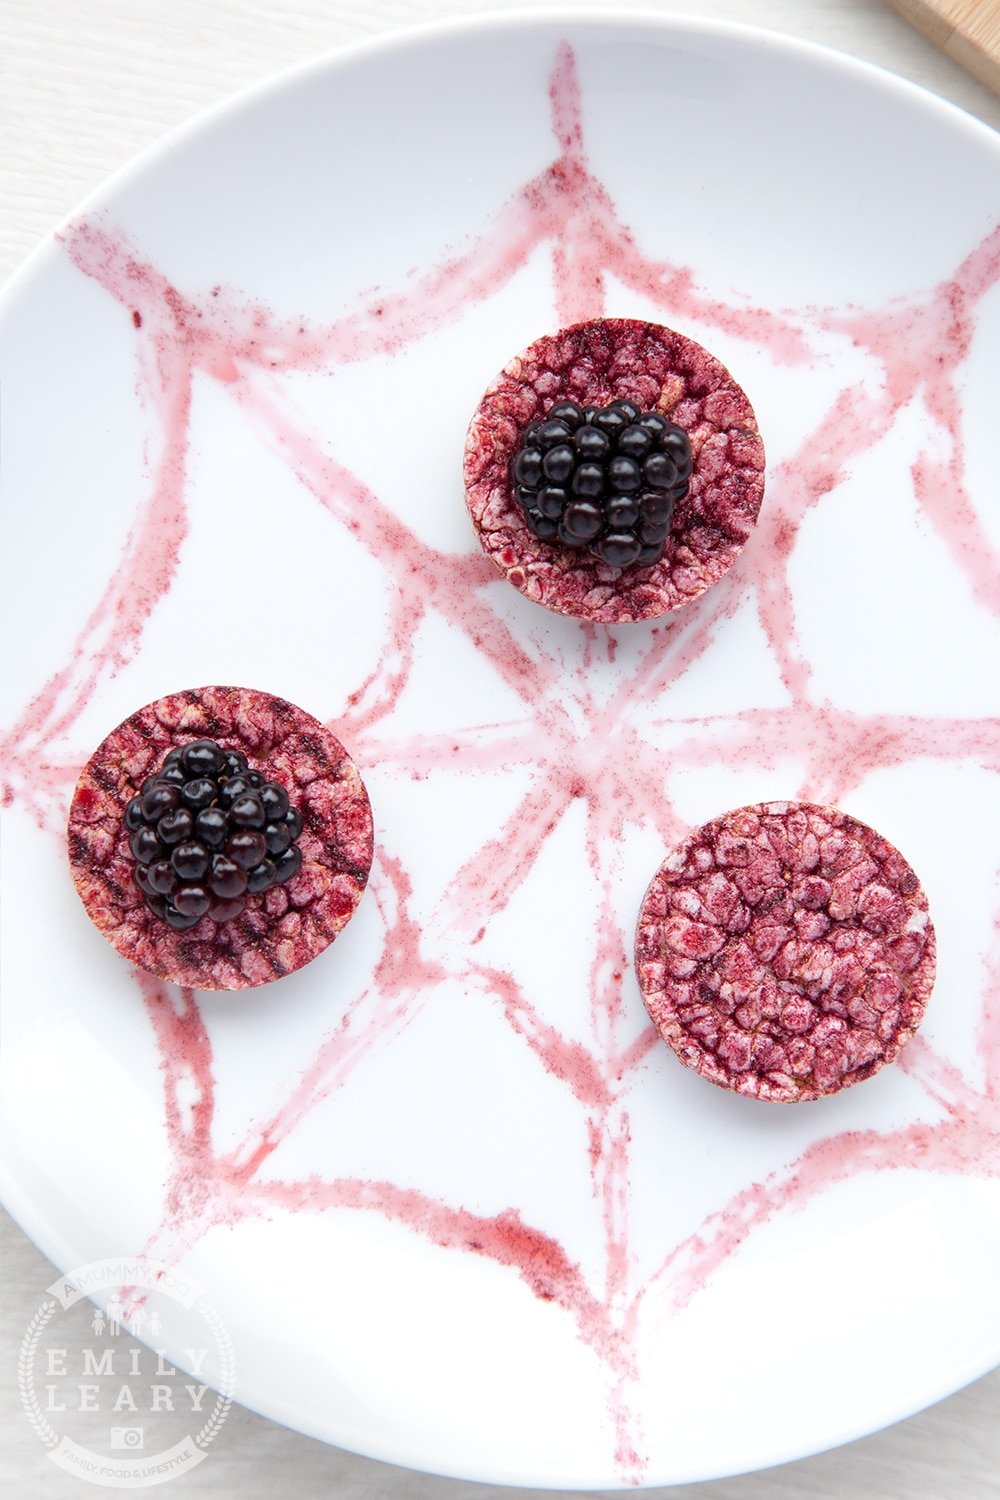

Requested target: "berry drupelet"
[
  {"left": 122, "top": 738, "right": 304, "bottom": 931},
  {"left": 509, "top": 399, "right": 692, "bottom": 568}
]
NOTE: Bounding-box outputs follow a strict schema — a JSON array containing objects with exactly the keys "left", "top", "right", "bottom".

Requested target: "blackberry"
[
  {"left": 509, "top": 398, "right": 692, "bottom": 568},
  {"left": 122, "top": 738, "right": 304, "bottom": 928}
]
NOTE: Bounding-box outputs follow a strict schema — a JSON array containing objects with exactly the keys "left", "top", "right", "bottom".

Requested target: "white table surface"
[{"left": 2, "top": 1, "right": 999, "bottom": 1495}]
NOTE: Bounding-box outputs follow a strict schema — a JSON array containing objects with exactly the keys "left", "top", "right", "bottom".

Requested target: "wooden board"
[{"left": 885, "top": 0, "right": 1000, "bottom": 96}]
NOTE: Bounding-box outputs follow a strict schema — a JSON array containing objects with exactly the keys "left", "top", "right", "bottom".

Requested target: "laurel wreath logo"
[
  {"left": 19, "top": 1279, "right": 237, "bottom": 1479},
  {"left": 18, "top": 1300, "right": 59, "bottom": 1449},
  {"left": 193, "top": 1299, "right": 235, "bottom": 1451}
]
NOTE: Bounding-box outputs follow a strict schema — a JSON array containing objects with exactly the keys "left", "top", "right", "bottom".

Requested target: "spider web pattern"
[{"left": 2, "top": 42, "right": 1000, "bottom": 1480}]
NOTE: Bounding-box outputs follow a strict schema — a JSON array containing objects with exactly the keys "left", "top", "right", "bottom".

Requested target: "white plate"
[{"left": 2, "top": 11, "right": 1000, "bottom": 1488}]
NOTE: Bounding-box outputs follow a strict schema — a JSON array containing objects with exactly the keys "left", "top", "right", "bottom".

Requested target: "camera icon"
[{"left": 109, "top": 1425, "right": 144, "bottom": 1451}]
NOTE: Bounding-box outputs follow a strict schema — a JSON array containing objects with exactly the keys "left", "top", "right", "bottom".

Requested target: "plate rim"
[
  {"left": 2, "top": 6, "right": 999, "bottom": 1488},
  {"left": 2, "top": 4, "right": 999, "bottom": 308}
]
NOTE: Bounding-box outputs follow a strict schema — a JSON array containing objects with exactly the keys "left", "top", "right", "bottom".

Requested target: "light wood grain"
[{"left": 886, "top": 0, "right": 1000, "bottom": 94}]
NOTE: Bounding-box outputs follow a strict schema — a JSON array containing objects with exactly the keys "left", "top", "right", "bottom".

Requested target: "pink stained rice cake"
[
  {"left": 68, "top": 685, "right": 373, "bottom": 991},
  {"left": 635, "top": 801, "right": 936, "bottom": 1102},
  {"left": 464, "top": 318, "right": 766, "bottom": 623}
]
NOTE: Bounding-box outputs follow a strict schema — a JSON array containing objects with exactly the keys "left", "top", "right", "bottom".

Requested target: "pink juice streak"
[
  {"left": 821, "top": 227, "right": 1000, "bottom": 622},
  {"left": 0, "top": 285, "right": 192, "bottom": 824},
  {"left": 646, "top": 1051, "right": 1000, "bottom": 1322},
  {"left": 248, "top": 1177, "right": 627, "bottom": 1366},
  {"left": 232, "top": 375, "right": 563, "bottom": 718},
  {"left": 658, "top": 704, "right": 1000, "bottom": 807},
  {"left": 228, "top": 856, "right": 448, "bottom": 1178},
  {"left": 643, "top": 917, "right": 1000, "bottom": 1317},
  {"left": 1, "top": 38, "right": 999, "bottom": 1484}
]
